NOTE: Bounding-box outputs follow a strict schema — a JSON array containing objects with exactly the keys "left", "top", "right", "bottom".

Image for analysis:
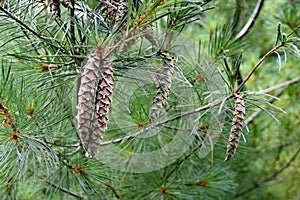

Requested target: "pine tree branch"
[
  {"left": 63, "top": 146, "right": 81, "bottom": 156},
  {"left": 0, "top": 6, "right": 69, "bottom": 54},
  {"left": 166, "top": 142, "right": 203, "bottom": 180},
  {"left": 30, "top": 167, "right": 84, "bottom": 199},
  {"left": 252, "top": 76, "right": 300, "bottom": 95},
  {"left": 238, "top": 24, "right": 299, "bottom": 94},
  {"left": 286, "top": 24, "right": 300, "bottom": 38},
  {"left": 271, "top": 137, "right": 300, "bottom": 150},
  {"left": 45, "top": 140, "right": 80, "bottom": 147},
  {"left": 101, "top": 95, "right": 232, "bottom": 146},
  {"left": 235, "top": 147, "right": 300, "bottom": 197},
  {"left": 105, "top": 183, "right": 121, "bottom": 199},
  {"left": 45, "top": 180, "right": 85, "bottom": 199},
  {"left": 245, "top": 76, "right": 300, "bottom": 125},
  {"left": 20, "top": 26, "right": 39, "bottom": 55},
  {"left": 235, "top": 44, "right": 284, "bottom": 93},
  {"left": 235, "top": 0, "right": 264, "bottom": 40},
  {"left": 256, "top": 173, "right": 289, "bottom": 187},
  {"left": 0, "top": 6, "right": 44, "bottom": 41}
]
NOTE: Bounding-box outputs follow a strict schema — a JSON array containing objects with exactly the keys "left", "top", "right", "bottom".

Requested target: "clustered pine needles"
[
  {"left": 77, "top": 0, "right": 213, "bottom": 156},
  {"left": 0, "top": 0, "right": 299, "bottom": 199}
]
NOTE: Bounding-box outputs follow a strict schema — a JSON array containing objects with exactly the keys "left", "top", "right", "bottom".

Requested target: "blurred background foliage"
[
  {"left": 0, "top": 0, "right": 299, "bottom": 199},
  {"left": 208, "top": 1, "right": 300, "bottom": 200}
]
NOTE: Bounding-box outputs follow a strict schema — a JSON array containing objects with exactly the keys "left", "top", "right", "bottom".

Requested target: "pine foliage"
[{"left": 0, "top": 0, "right": 299, "bottom": 199}]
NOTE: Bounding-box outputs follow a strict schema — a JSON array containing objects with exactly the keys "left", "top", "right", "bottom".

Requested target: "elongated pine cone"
[
  {"left": 225, "top": 92, "right": 245, "bottom": 162},
  {"left": 93, "top": 60, "right": 114, "bottom": 154},
  {"left": 49, "top": 0, "right": 60, "bottom": 19},
  {"left": 105, "top": 0, "right": 128, "bottom": 26},
  {"left": 149, "top": 53, "right": 175, "bottom": 123},
  {"left": 77, "top": 46, "right": 114, "bottom": 157},
  {"left": 77, "top": 47, "right": 102, "bottom": 157}
]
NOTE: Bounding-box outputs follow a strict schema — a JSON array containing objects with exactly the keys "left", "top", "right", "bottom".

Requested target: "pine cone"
[
  {"left": 77, "top": 46, "right": 114, "bottom": 157},
  {"left": 224, "top": 92, "right": 245, "bottom": 162},
  {"left": 77, "top": 48, "right": 102, "bottom": 157},
  {"left": 106, "top": 0, "right": 128, "bottom": 26},
  {"left": 149, "top": 53, "right": 175, "bottom": 122},
  {"left": 92, "top": 60, "right": 114, "bottom": 156}
]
